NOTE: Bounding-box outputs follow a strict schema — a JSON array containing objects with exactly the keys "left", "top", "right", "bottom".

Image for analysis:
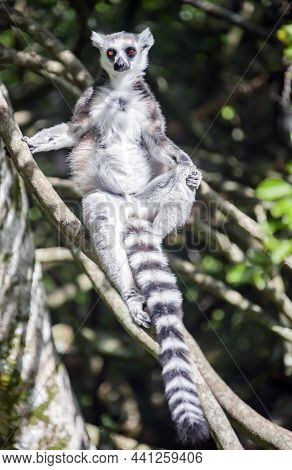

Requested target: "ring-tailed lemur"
[{"left": 23, "top": 28, "right": 209, "bottom": 445}]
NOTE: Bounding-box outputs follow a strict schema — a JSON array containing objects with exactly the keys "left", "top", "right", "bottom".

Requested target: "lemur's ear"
[
  {"left": 91, "top": 31, "right": 107, "bottom": 50},
  {"left": 139, "top": 28, "right": 155, "bottom": 50}
]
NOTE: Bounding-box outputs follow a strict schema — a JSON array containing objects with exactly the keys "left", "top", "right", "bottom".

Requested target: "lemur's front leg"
[
  {"left": 142, "top": 128, "right": 200, "bottom": 193},
  {"left": 22, "top": 123, "right": 75, "bottom": 154},
  {"left": 137, "top": 164, "right": 202, "bottom": 239},
  {"left": 23, "top": 84, "right": 96, "bottom": 154}
]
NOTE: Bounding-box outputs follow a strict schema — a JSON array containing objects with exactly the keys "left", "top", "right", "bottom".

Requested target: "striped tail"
[{"left": 124, "top": 219, "right": 209, "bottom": 445}]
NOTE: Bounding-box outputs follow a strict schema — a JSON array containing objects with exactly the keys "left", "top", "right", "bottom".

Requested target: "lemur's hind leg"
[
  {"left": 22, "top": 123, "right": 75, "bottom": 154},
  {"left": 83, "top": 191, "right": 151, "bottom": 329},
  {"left": 137, "top": 164, "right": 202, "bottom": 238}
]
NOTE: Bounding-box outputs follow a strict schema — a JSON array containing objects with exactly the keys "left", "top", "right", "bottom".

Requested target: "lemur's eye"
[
  {"left": 107, "top": 49, "right": 116, "bottom": 59},
  {"left": 126, "top": 47, "right": 136, "bottom": 57}
]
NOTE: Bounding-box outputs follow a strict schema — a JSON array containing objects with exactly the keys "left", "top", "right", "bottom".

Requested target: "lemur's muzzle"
[{"left": 114, "top": 57, "right": 129, "bottom": 72}]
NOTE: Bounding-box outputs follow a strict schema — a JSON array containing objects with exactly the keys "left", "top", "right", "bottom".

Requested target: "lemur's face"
[{"left": 91, "top": 28, "right": 154, "bottom": 76}]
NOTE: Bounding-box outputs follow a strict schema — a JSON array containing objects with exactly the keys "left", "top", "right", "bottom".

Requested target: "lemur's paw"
[
  {"left": 127, "top": 296, "right": 151, "bottom": 329},
  {"left": 22, "top": 135, "right": 50, "bottom": 154},
  {"left": 133, "top": 309, "right": 151, "bottom": 329},
  {"left": 22, "top": 136, "right": 36, "bottom": 153},
  {"left": 186, "top": 166, "right": 202, "bottom": 191}
]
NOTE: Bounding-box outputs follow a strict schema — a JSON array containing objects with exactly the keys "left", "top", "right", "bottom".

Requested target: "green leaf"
[
  {"left": 252, "top": 267, "right": 266, "bottom": 290},
  {"left": 256, "top": 178, "right": 292, "bottom": 201},
  {"left": 221, "top": 105, "right": 235, "bottom": 121},
  {"left": 277, "top": 24, "right": 292, "bottom": 45},
  {"left": 261, "top": 220, "right": 278, "bottom": 236},
  {"left": 226, "top": 264, "right": 253, "bottom": 285},
  {"left": 285, "top": 161, "right": 292, "bottom": 174},
  {"left": 202, "top": 255, "right": 223, "bottom": 273},
  {"left": 264, "top": 235, "right": 279, "bottom": 251},
  {"left": 271, "top": 240, "right": 292, "bottom": 264},
  {"left": 246, "top": 248, "right": 270, "bottom": 268},
  {"left": 284, "top": 45, "right": 292, "bottom": 61},
  {"left": 270, "top": 196, "right": 292, "bottom": 228},
  {"left": 212, "top": 309, "right": 225, "bottom": 321}
]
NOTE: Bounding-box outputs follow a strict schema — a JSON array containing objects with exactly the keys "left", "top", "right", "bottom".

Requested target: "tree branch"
[
  {"left": 0, "top": 44, "right": 80, "bottom": 98},
  {"left": 199, "top": 181, "right": 265, "bottom": 241},
  {"left": 171, "top": 256, "right": 292, "bottom": 342},
  {"left": 192, "top": 218, "right": 245, "bottom": 264},
  {"left": 185, "top": 334, "right": 292, "bottom": 449},
  {"left": 36, "top": 247, "right": 74, "bottom": 264},
  {"left": 0, "top": 5, "right": 92, "bottom": 89}
]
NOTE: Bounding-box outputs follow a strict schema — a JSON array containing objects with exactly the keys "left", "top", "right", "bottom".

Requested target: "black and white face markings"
[
  {"left": 91, "top": 29, "right": 154, "bottom": 76},
  {"left": 105, "top": 44, "right": 137, "bottom": 72}
]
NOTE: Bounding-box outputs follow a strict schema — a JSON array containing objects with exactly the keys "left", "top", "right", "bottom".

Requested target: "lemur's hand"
[
  {"left": 22, "top": 136, "right": 38, "bottom": 153},
  {"left": 22, "top": 134, "right": 65, "bottom": 154},
  {"left": 186, "top": 165, "right": 202, "bottom": 191}
]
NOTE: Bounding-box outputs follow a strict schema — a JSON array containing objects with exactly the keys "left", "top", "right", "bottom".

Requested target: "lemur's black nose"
[{"left": 114, "top": 58, "right": 129, "bottom": 71}]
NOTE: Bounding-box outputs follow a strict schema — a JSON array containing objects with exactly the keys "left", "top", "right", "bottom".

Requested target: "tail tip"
[{"left": 177, "top": 418, "right": 209, "bottom": 447}]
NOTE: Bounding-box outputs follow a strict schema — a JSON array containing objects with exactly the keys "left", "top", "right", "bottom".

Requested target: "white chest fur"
[
  {"left": 89, "top": 84, "right": 152, "bottom": 195},
  {"left": 90, "top": 86, "right": 147, "bottom": 142}
]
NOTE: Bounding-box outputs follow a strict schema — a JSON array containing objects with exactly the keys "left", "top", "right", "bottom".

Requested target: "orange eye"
[
  {"left": 126, "top": 47, "right": 136, "bottom": 57},
  {"left": 107, "top": 49, "right": 116, "bottom": 59}
]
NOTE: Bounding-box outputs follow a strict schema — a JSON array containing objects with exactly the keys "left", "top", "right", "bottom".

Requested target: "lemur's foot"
[
  {"left": 186, "top": 166, "right": 202, "bottom": 191},
  {"left": 134, "top": 309, "right": 151, "bottom": 329},
  {"left": 127, "top": 294, "right": 151, "bottom": 329}
]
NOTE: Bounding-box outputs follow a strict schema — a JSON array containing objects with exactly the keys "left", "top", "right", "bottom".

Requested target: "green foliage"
[
  {"left": 256, "top": 177, "right": 292, "bottom": 263},
  {"left": 226, "top": 263, "right": 266, "bottom": 289},
  {"left": 256, "top": 178, "right": 292, "bottom": 201},
  {"left": 277, "top": 24, "right": 292, "bottom": 61}
]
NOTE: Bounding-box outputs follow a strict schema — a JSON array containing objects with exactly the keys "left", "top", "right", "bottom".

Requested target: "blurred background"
[{"left": 0, "top": 0, "right": 291, "bottom": 449}]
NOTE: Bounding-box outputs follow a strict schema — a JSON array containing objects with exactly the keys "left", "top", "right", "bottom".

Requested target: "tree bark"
[{"left": 0, "top": 137, "right": 91, "bottom": 449}]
